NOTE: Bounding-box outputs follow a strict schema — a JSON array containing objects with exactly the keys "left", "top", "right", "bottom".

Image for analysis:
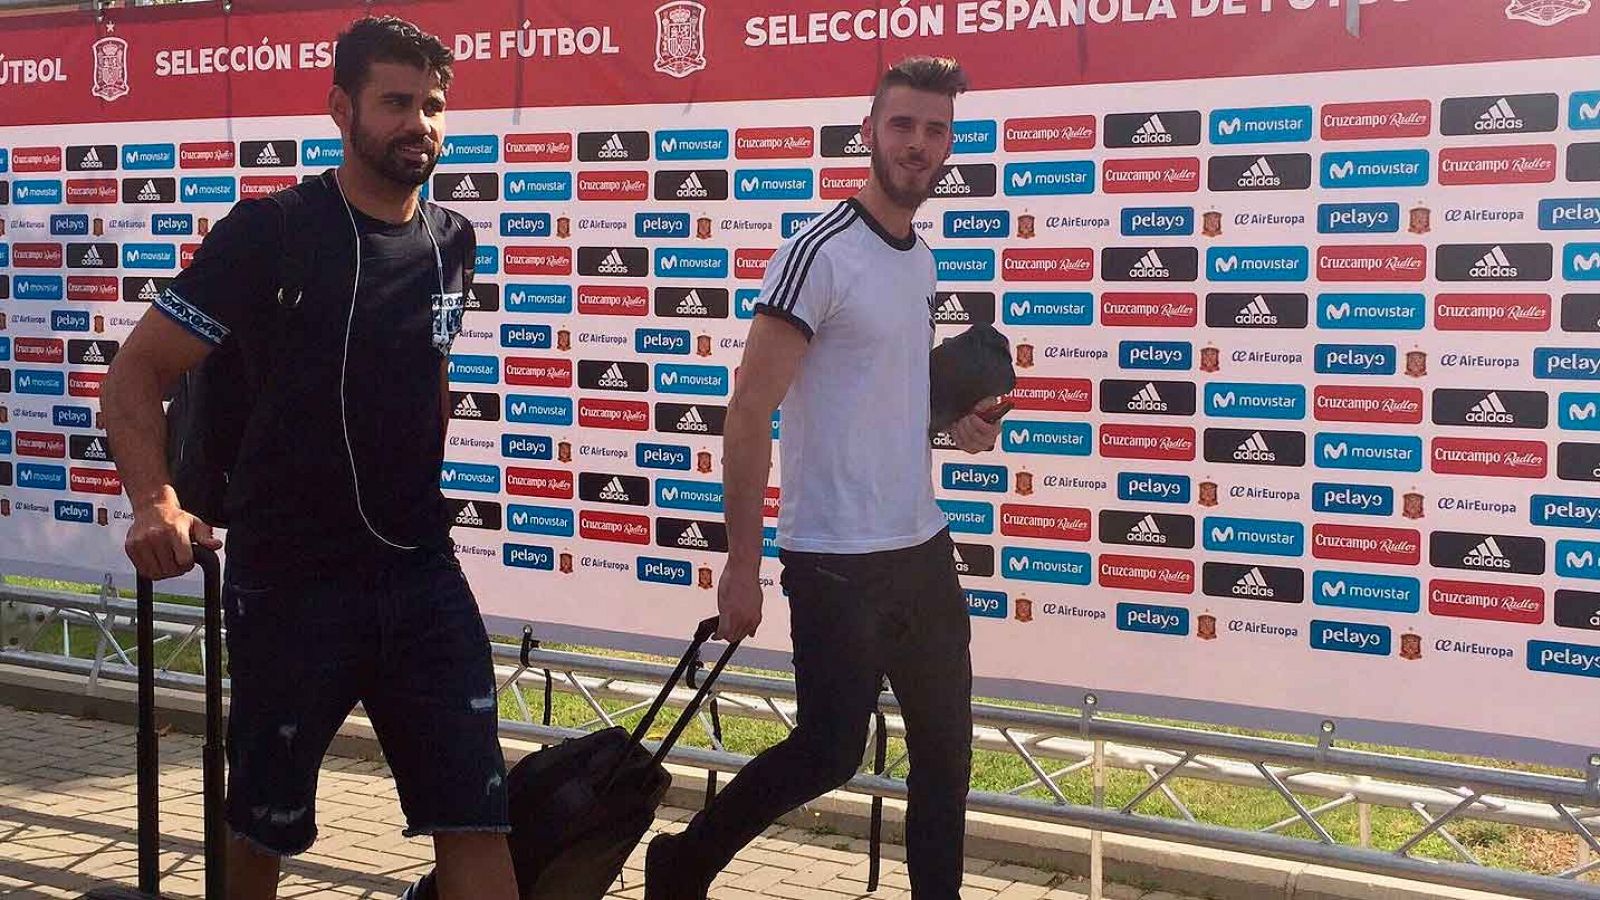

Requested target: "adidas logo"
[
  {"left": 678, "top": 406, "right": 709, "bottom": 433},
  {"left": 80, "top": 147, "right": 104, "bottom": 169},
  {"left": 1234, "top": 431, "right": 1276, "bottom": 462},
  {"left": 80, "top": 343, "right": 106, "bottom": 364},
  {"left": 1463, "top": 536, "right": 1512, "bottom": 569},
  {"left": 138, "top": 279, "right": 161, "bottom": 302},
  {"left": 599, "top": 477, "right": 631, "bottom": 502},
  {"left": 454, "top": 394, "right": 484, "bottom": 418},
  {"left": 79, "top": 245, "right": 104, "bottom": 267},
  {"left": 136, "top": 180, "right": 161, "bottom": 202},
  {"left": 1126, "top": 383, "right": 1168, "bottom": 412},
  {"left": 935, "top": 294, "right": 971, "bottom": 323},
  {"left": 83, "top": 438, "right": 109, "bottom": 461},
  {"left": 1129, "top": 249, "right": 1170, "bottom": 279},
  {"left": 598, "top": 363, "right": 631, "bottom": 388},
  {"left": 1232, "top": 567, "right": 1275, "bottom": 598},
  {"left": 452, "top": 175, "right": 482, "bottom": 200},
  {"left": 598, "top": 133, "right": 630, "bottom": 159},
  {"left": 934, "top": 167, "right": 972, "bottom": 195},
  {"left": 1475, "top": 97, "right": 1523, "bottom": 132},
  {"left": 597, "top": 249, "right": 628, "bottom": 274},
  {"left": 676, "top": 172, "right": 709, "bottom": 199},
  {"left": 1131, "top": 114, "right": 1173, "bottom": 145},
  {"left": 1466, "top": 393, "right": 1515, "bottom": 424},
  {"left": 1126, "top": 514, "right": 1167, "bottom": 545},
  {"left": 1470, "top": 245, "right": 1518, "bottom": 279},
  {"left": 676, "top": 290, "right": 709, "bottom": 316},
  {"left": 842, "top": 130, "right": 869, "bottom": 155},
  {"left": 1238, "top": 157, "right": 1281, "bottom": 188},
  {"left": 676, "top": 522, "right": 710, "bottom": 548},
  {"left": 255, "top": 143, "right": 281, "bottom": 166},
  {"left": 456, "top": 502, "right": 484, "bottom": 527},
  {"left": 1236, "top": 295, "right": 1278, "bottom": 325}
]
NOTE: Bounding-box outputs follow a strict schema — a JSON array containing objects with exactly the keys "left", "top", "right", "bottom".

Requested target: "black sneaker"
[{"left": 643, "top": 831, "right": 710, "bottom": 900}]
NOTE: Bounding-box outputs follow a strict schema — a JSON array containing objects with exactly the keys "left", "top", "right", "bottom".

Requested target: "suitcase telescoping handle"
[
  {"left": 622, "top": 616, "right": 741, "bottom": 771},
  {"left": 133, "top": 545, "right": 224, "bottom": 900}
]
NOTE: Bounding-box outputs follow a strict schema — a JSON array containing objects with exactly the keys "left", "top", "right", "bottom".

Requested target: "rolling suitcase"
[
  {"left": 84, "top": 545, "right": 227, "bottom": 899},
  {"left": 408, "top": 615, "right": 739, "bottom": 900}
]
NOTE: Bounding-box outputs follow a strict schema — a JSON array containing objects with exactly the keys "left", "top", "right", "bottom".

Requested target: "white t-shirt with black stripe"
[{"left": 754, "top": 198, "right": 948, "bottom": 554}]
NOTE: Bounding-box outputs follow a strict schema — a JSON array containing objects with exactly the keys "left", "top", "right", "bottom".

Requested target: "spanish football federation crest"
[
  {"left": 654, "top": 2, "right": 708, "bottom": 79},
  {"left": 1505, "top": 0, "right": 1590, "bottom": 27},
  {"left": 92, "top": 35, "right": 131, "bottom": 102}
]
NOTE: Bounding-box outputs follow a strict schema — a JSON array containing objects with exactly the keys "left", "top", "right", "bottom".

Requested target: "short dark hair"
[
  {"left": 871, "top": 56, "right": 968, "bottom": 118},
  {"left": 333, "top": 16, "right": 454, "bottom": 96}
]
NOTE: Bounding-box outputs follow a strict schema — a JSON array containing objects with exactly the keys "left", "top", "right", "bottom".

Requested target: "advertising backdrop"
[{"left": 2, "top": 0, "right": 1598, "bottom": 764}]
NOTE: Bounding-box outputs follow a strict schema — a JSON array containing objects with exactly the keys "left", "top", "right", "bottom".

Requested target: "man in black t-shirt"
[{"left": 101, "top": 17, "right": 517, "bottom": 900}]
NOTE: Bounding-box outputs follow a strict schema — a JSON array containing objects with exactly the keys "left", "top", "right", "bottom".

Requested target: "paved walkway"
[{"left": 0, "top": 704, "right": 1196, "bottom": 899}]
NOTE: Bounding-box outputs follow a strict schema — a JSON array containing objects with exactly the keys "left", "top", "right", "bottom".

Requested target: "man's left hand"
[{"left": 948, "top": 397, "right": 1003, "bottom": 454}]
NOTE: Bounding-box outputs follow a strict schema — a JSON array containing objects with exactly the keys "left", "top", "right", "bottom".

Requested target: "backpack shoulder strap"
[{"left": 261, "top": 175, "right": 330, "bottom": 308}]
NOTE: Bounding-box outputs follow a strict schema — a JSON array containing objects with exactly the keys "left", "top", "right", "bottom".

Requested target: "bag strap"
[
  {"left": 263, "top": 177, "right": 324, "bottom": 310},
  {"left": 605, "top": 617, "right": 739, "bottom": 787}
]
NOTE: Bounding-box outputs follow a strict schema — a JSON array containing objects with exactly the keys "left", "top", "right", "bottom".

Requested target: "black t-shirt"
[{"left": 154, "top": 172, "right": 475, "bottom": 580}]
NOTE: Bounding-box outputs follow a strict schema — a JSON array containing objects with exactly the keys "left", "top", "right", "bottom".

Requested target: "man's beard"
[
  {"left": 350, "top": 108, "right": 437, "bottom": 188},
  {"left": 871, "top": 145, "right": 936, "bottom": 211}
]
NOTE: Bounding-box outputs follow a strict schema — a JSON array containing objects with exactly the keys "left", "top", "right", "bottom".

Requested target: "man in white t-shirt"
[{"left": 646, "top": 57, "right": 1000, "bottom": 900}]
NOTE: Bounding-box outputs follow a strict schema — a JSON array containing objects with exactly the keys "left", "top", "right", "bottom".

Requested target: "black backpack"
[{"left": 164, "top": 178, "right": 328, "bottom": 528}]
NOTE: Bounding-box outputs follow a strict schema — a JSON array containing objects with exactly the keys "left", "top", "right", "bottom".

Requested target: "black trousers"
[{"left": 675, "top": 528, "right": 973, "bottom": 898}]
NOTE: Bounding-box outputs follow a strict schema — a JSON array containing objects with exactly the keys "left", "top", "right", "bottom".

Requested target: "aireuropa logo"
[
  {"left": 1103, "top": 247, "right": 1199, "bottom": 282},
  {"left": 439, "top": 135, "right": 498, "bottom": 165},
  {"left": 120, "top": 243, "right": 176, "bottom": 269},
  {"left": 1208, "top": 246, "right": 1309, "bottom": 282},
  {"left": 655, "top": 363, "right": 729, "bottom": 396},
  {"left": 1319, "top": 202, "right": 1401, "bottom": 235},
  {"left": 657, "top": 129, "right": 730, "bottom": 161},
  {"left": 300, "top": 139, "right": 343, "bottom": 166},
  {"left": 1208, "top": 154, "right": 1313, "bottom": 192},
  {"left": 503, "top": 172, "right": 573, "bottom": 201},
  {"left": 1118, "top": 341, "right": 1192, "bottom": 371},
  {"left": 1205, "top": 293, "right": 1309, "bottom": 329},
  {"left": 1117, "top": 472, "right": 1191, "bottom": 504},
  {"left": 1562, "top": 392, "right": 1600, "bottom": 429},
  {"left": 1116, "top": 602, "right": 1189, "bottom": 636},
  {"left": 1317, "top": 293, "right": 1427, "bottom": 330},
  {"left": 439, "top": 461, "right": 502, "bottom": 494},
  {"left": 1432, "top": 388, "right": 1547, "bottom": 428},
  {"left": 1441, "top": 93, "right": 1559, "bottom": 136},
  {"left": 1003, "top": 292, "right": 1093, "bottom": 326},
  {"left": 1121, "top": 206, "right": 1194, "bottom": 237},
  {"left": 501, "top": 212, "right": 552, "bottom": 238},
  {"left": 1104, "top": 110, "right": 1202, "bottom": 148},
  {"left": 1001, "top": 546, "right": 1092, "bottom": 584},
  {"left": 13, "top": 180, "right": 64, "bottom": 205},
  {"left": 1313, "top": 570, "right": 1420, "bottom": 613},
  {"left": 506, "top": 394, "right": 574, "bottom": 425},
  {"left": 1210, "top": 105, "right": 1314, "bottom": 145},
  {"left": 1205, "top": 383, "right": 1306, "bottom": 420},
  {"left": 1205, "top": 516, "right": 1305, "bottom": 557},
  {"left": 1312, "top": 482, "right": 1395, "bottom": 516},
  {"left": 122, "top": 143, "right": 175, "bottom": 170},
  {"left": 1003, "top": 420, "right": 1094, "bottom": 456},
  {"left": 1320, "top": 150, "right": 1431, "bottom": 189},
  {"left": 1310, "top": 619, "right": 1391, "bottom": 656},
  {"left": 654, "top": 247, "right": 728, "bottom": 279},
  {"left": 1558, "top": 539, "right": 1600, "bottom": 580},
  {"left": 1566, "top": 243, "right": 1600, "bottom": 280},
  {"left": 1316, "top": 432, "right": 1424, "bottom": 472},
  {"left": 1202, "top": 562, "right": 1305, "bottom": 603},
  {"left": 505, "top": 284, "right": 573, "bottom": 314},
  {"left": 176, "top": 177, "right": 232, "bottom": 203},
  {"left": 733, "top": 168, "right": 814, "bottom": 200},
  {"left": 1004, "top": 161, "right": 1096, "bottom": 196},
  {"left": 944, "top": 210, "right": 1010, "bottom": 239},
  {"left": 1533, "top": 494, "right": 1600, "bottom": 530},
  {"left": 1536, "top": 348, "right": 1600, "bottom": 380},
  {"left": 655, "top": 478, "right": 724, "bottom": 513},
  {"left": 942, "top": 462, "right": 1008, "bottom": 493}
]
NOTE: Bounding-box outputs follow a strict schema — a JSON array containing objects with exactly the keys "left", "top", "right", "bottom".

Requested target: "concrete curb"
[{"left": 0, "top": 664, "right": 1523, "bottom": 900}]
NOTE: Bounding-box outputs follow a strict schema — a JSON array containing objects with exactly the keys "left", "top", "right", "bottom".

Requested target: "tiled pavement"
[{"left": 0, "top": 704, "right": 1198, "bottom": 900}]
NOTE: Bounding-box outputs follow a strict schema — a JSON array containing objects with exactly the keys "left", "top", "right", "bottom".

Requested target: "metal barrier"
[{"left": 5, "top": 582, "right": 1600, "bottom": 899}]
